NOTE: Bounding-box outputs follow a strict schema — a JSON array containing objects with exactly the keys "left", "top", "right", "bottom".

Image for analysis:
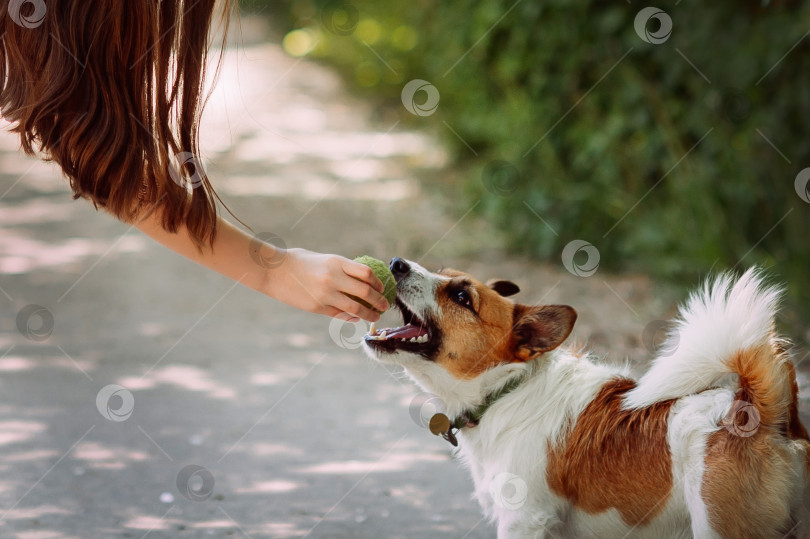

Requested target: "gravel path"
[{"left": 1, "top": 25, "right": 807, "bottom": 539}]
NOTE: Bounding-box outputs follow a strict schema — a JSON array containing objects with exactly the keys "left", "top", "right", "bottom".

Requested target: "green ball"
[{"left": 348, "top": 255, "right": 397, "bottom": 312}]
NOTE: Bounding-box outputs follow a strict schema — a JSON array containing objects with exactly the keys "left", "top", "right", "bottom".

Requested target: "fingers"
[
  {"left": 343, "top": 260, "right": 384, "bottom": 293},
  {"left": 290, "top": 255, "right": 385, "bottom": 321},
  {"left": 322, "top": 307, "right": 360, "bottom": 324},
  {"left": 332, "top": 293, "right": 381, "bottom": 322},
  {"left": 340, "top": 274, "right": 389, "bottom": 313}
]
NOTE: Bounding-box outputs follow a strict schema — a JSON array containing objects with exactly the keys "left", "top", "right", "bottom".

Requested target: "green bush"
[{"left": 258, "top": 0, "right": 810, "bottom": 325}]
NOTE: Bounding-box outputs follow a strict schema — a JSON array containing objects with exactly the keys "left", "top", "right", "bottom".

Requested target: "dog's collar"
[{"left": 429, "top": 373, "right": 528, "bottom": 447}]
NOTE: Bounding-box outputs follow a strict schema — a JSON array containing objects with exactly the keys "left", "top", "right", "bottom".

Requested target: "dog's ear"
[
  {"left": 511, "top": 304, "right": 577, "bottom": 361},
  {"left": 487, "top": 279, "right": 520, "bottom": 297}
]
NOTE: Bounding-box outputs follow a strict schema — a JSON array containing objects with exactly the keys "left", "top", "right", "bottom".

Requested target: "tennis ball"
[{"left": 347, "top": 255, "right": 397, "bottom": 312}]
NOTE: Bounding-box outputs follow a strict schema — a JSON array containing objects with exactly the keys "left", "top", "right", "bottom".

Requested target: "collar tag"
[
  {"left": 429, "top": 413, "right": 458, "bottom": 447},
  {"left": 424, "top": 375, "right": 528, "bottom": 447}
]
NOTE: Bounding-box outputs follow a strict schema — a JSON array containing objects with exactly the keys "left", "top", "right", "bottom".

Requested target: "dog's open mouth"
[{"left": 364, "top": 299, "right": 435, "bottom": 353}]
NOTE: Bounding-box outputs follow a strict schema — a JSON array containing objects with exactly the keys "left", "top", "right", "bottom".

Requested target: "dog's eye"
[{"left": 454, "top": 289, "right": 473, "bottom": 309}]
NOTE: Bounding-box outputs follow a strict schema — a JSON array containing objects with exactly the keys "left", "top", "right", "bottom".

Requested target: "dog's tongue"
[{"left": 384, "top": 324, "right": 428, "bottom": 340}]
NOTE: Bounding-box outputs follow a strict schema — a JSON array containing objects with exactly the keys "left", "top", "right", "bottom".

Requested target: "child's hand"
[{"left": 265, "top": 248, "right": 389, "bottom": 322}]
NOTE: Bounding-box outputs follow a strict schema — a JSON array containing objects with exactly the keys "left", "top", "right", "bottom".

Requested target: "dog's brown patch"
[
  {"left": 547, "top": 378, "right": 674, "bottom": 526},
  {"left": 432, "top": 270, "right": 576, "bottom": 380},
  {"left": 511, "top": 303, "right": 576, "bottom": 361},
  {"left": 785, "top": 361, "right": 809, "bottom": 442},
  {"left": 777, "top": 347, "right": 810, "bottom": 499},
  {"left": 701, "top": 431, "right": 795, "bottom": 538},
  {"left": 770, "top": 339, "right": 808, "bottom": 442},
  {"left": 701, "top": 346, "right": 797, "bottom": 538},
  {"left": 434, "top": 270, "right": 516, "bottom": 379}
]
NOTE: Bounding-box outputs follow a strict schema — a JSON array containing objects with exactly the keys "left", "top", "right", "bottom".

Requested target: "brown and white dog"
[{"left": 363, "top": 259, "right": 810, "bottom": 538}]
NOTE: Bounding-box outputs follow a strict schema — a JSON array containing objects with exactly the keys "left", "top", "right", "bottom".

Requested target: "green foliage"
[{"left": 264, "top": 0, "right": 810, "bottom": 324}]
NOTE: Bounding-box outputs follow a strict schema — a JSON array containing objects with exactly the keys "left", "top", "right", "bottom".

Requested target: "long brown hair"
[{"left": 0, "top": 0, "right": 232, "bottom": 247}]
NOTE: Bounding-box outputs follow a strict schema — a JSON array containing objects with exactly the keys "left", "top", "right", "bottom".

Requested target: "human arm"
[{"left": 132, "top": 210, "right": 388, "bottom": 322}]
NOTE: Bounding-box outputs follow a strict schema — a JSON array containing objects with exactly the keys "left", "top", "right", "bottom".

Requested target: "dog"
[{"left": 363, "top": 258, "right": 810, "bottom": 538}]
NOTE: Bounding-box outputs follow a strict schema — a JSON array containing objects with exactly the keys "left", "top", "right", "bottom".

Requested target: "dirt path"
[{"left": 0, "top": 24, "right": 807, "bottom": 539}]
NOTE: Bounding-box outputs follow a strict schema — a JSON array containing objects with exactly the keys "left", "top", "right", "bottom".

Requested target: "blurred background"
[
  {"left": 1, "top": 1, "right": 808, "bottom": 537},
  {"left": 257, "top": 0, "right": 810, "bottom": 330}
]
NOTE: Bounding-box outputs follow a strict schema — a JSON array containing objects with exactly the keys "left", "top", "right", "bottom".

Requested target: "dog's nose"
[{"left": 390, "top": 257, "right": 410, "bottom": 279}]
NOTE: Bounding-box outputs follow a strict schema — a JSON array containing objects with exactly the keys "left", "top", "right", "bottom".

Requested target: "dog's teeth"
[
  {"left": 409, "top": 337, "right": 417, "bottom": 342},
  {"left": 417, "top": 335, "right": 428, "bottom": 343},
  {"left": 369, "top": 322, "right": 376, "bottom": 336},
  {"left": 379, "top": 330, "right": 387, "bottom": 340}
]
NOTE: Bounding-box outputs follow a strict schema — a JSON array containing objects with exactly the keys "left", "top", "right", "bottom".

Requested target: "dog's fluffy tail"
[{"left": 622, "top": 268, "right": 794, "bottom": 430}]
